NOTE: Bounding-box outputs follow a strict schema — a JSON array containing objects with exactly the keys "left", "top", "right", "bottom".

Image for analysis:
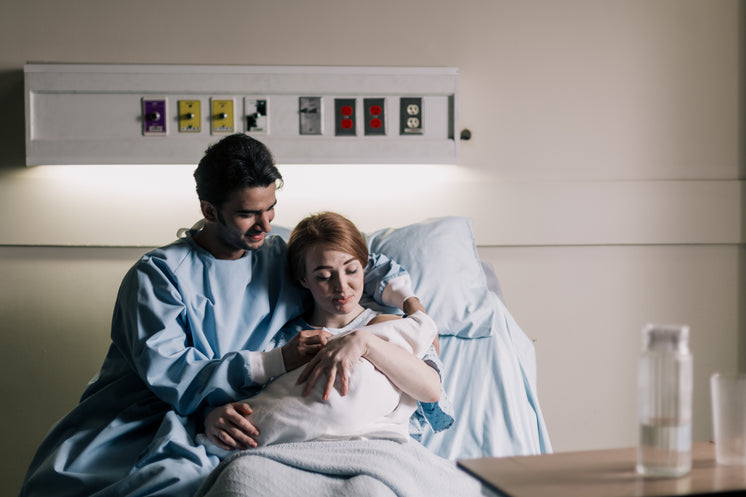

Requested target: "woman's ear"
[
  {"left": 200, "top": 200, "right": 219, "bottom": 222},
  {"left": 299, "top": 277, "right": 309, "bottom": 289}
]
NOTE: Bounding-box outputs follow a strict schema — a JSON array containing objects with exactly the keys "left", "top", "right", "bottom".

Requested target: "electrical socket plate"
[
  {"left": 335, "top": 98, "right": 356, "bottom": 136},
  {"left": 364, "top": 98, "right": 386, "bottom": 136},
  {"left": 399, "top": 97, "right": 423, "bottom": 135},
  {"left": 142, "top": 97, "right": 167, "bottom": 135},
  {"left": 299, "top": 96, "right": 322, "bottom": 135}
]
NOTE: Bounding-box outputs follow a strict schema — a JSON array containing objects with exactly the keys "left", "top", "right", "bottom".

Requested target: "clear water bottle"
[{"left": 636, "top": 324, "right": 693, "bottom": 477}]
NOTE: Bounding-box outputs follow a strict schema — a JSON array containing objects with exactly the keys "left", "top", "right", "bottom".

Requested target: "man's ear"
[{"left": 200, "top": 200, "right": 219, "bottom": 222}]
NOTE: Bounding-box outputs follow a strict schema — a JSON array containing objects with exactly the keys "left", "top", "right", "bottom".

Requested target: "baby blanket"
[{"left": 199, "top": 311, "right": 437, "bottom": 455}]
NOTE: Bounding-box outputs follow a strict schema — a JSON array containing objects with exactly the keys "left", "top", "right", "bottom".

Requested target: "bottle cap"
[{"left": 642, "top": 324, "right": 690, "bottom": 353}]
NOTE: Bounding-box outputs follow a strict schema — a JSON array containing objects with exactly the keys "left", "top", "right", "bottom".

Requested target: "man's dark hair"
[{"left": 193, "top": 134, "right": 283, "bottom": 206}]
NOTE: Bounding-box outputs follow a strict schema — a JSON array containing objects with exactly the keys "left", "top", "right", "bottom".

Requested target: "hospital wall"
[{"left": 0, "top": 0, "right": 743, "bottom": 495}]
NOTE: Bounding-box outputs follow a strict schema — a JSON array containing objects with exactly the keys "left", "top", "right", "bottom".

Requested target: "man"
[{"left": 19, "top": 134, "right": 422, "bottom": 497}]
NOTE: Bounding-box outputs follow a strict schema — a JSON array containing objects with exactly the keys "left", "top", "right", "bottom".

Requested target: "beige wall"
[{"left": 0, "top": 1, "right": 743, "bottom": 495}]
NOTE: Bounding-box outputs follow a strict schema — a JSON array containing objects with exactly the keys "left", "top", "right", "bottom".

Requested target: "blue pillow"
[{"left": 365, "top": 217, "right": 496, "bottom": 338}]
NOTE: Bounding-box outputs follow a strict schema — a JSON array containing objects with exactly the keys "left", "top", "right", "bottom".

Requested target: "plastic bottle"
[{"left": 636, "top": 324, "right": 693, "bottom": 477}]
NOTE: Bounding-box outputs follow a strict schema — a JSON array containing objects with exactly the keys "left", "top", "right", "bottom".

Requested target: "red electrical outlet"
[
  {"left": 364, "top": 98, "right": 385, "bottom": 136},
  {"left": 335, "top": 98, "right": 356, "bottom": 136}
]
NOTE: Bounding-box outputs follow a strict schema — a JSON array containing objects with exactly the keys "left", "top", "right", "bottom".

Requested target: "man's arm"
[
  {"left": 364, "top": 254, "right": 439, "bottom": 352},
  {"left": 112, "top": 259, "right": 280, "bottom": 416},
  {"left": 364, "top": 253, "right": 416, "bottom": 310}
]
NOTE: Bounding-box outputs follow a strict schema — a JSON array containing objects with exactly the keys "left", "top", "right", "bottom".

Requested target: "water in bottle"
[{"left": 636, "top": 324, "right": 692, "bottom": 477}]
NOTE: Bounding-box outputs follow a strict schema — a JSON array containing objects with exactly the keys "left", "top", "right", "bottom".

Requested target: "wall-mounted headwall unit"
[{"left": 24, "top": 63, "right": 459, "bottom": 166}]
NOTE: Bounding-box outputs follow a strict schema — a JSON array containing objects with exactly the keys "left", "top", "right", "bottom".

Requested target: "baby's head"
[{"left": 287, "top": 212, "right": 368, "bottom": 286}]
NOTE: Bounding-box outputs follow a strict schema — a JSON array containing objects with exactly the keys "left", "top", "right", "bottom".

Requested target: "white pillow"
[{"left": 365, "top": 217, "right": 495, "bottom": 338}]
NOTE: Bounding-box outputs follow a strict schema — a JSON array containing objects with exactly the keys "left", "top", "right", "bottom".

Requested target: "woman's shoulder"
[{"left": 367, "top": 312, "right": 402, "bottom": 325}]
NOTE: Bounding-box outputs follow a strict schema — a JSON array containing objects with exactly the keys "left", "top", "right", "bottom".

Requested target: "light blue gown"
[{"left": 19, "top": 234, "right": 412, "bottom": 497}]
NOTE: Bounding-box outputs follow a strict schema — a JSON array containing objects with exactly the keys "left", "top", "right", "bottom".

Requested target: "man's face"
[{"left": 210, "top": 184, "right": 277, "bottom": 254}]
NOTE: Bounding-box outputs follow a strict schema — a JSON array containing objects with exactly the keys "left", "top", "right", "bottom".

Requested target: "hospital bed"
[
  {"left": 196, "top": 216, "right": 552, "bottom": 496},
  {"left": 363, "top": 216, "right": 551, "bottom": 460}
]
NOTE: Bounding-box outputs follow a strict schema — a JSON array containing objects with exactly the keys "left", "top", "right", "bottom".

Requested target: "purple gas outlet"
[{"left": 142, "top": 98, "right": 167, "bottom": 135}]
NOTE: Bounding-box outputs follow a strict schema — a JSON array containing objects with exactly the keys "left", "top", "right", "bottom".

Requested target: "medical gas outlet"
[
  {"left": 178, "top": 100, "right": 201, "bottom": 133},
  {"left": 142, "top": 98, "right": 167, "bottom": 136},
  {"left": 211, "top": 99, "right": 235, "bottom": 134}
]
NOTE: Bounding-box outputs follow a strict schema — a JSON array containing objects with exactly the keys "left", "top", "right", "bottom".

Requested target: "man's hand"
[
  {"left": 296, "top": 330, "right": 369, "bottom": 400},
  {"left": 281, "top": 328, "right": 333, "bottom": 371},
  {"left": 402, "top": 296, "right": 425, "bottom": 316},
  {"left": 204, "top": 402, "right": 260, "bottom": 450}
]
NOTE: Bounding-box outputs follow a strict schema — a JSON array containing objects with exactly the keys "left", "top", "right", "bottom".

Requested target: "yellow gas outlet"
[
  {"left": 178, "top": 100, "right": 201, "bottom": 133},
  {"left": 211, "top": 99, "right": 235, "bottom": 134}
]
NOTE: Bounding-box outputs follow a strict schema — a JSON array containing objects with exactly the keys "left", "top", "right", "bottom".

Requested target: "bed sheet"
[{"left": 419, "top": 294, "right": 552, "bottom": 459}]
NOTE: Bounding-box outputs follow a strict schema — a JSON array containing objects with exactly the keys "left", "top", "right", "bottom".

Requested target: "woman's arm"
[
  {"left": 361, "top": 330, "right": 442, "bottom": 402},
  {"left": 381, "top": 299, "right": 440, "bottom": 354},
  {"left": 297, "top": 318, "right": 441, "bottom": 403}
]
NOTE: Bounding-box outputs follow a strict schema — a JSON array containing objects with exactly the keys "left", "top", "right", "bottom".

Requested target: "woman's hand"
[
  {"left": 204, "top": 402, "right": 260, "bottom": 451},
  {"left": 296, "top": 330, "right": 370, "bottom": 400},
  {"left": 281, "top": 328, "right": 333, "bottom": 371}
]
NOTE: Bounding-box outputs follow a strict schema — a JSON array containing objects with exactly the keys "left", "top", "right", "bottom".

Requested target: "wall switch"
[
  {"left": 299, "top": 96, "right": 322, "bottom": 135},
  {"left": 400, "top": 97, "right": 423, "bottom": 135},
  {"left": 211, "top": 98, "right": 235, "bottom": 134},
  {"left": 142, "top": 97, "right": 167, "bottom": 135},
  {"left": 177, "top": 100, "right": 201, "bottom": 133},
  {"left": 244, "top": 97, "right": 268, "bottom": 133},
  {"left": 335, "top": 98, "right": 356, "bottom": 136},
  {"left": 364, "top": 98, "right": 385, "bottom": 136}
]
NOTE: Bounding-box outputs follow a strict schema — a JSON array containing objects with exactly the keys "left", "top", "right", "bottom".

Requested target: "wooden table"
[{"left": 457, "top": 442, "right": 746, "bottom": 497}]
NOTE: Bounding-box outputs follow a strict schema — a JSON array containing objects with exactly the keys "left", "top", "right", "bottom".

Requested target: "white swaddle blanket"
[{"left": 198, "top": 310, "right": 437, "bottom": 456}]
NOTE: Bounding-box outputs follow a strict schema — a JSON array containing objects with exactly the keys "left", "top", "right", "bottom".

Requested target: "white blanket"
[{"left": 199, "top": 311, "right": 437, "bottom": 455}]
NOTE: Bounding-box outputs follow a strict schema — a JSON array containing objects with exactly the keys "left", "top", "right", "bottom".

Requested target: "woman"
[{"left": 200, "top": 211, "right": 451, "bottom": 452}]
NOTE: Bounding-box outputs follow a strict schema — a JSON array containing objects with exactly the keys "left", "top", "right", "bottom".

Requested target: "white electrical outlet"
[{"left": 400, "top": 97, "right": 423, "bottom": 135}]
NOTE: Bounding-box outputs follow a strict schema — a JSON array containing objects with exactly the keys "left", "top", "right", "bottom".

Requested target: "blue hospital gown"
[{"left": 18, "top": 234, "right": 416, "bottom": 497}]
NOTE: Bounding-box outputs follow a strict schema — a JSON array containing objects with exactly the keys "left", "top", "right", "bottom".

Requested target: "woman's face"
[{"left": 300, "top": 244, "right": 365, "bottom": 328}]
